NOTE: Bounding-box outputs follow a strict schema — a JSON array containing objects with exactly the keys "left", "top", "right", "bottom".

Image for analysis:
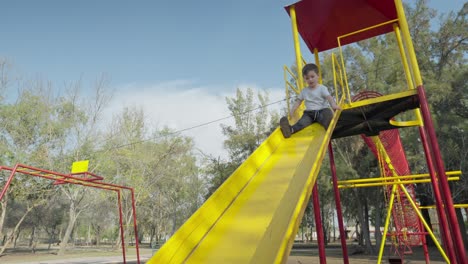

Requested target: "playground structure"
[
  {"left": 0, "top": 162, "right": 141, "bottom": 264},
  {"left": 147, "top": 0, "right": 466, "bottom": 263},
  {"left": 0, "top": 1, "right": 465, "bottom": 264}
]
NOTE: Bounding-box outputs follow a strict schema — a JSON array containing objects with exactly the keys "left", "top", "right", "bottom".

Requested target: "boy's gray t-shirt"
[{"left": 298, "top": 84, "right": 331, "bottom": 110}]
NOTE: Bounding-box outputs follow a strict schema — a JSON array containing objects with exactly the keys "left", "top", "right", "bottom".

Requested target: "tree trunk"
[
  {"left": 87, "top": 224, "right": 91, "bottom": 246},
  {"left": 374, "top": 201, "right": 383, "bottom": 252},
  {"left": 58, "top": 201, "right": 78, "bottom": 256},
  {"left": 47, "top": 226, "right": 56, "bottom": 250},
  {"left": 333, "top": 210, "right": 336, "bottom": 242},
  {"left": 0, "top": 205, "right": 34, "bottom": 255},
  {"left": 456, "top": 208, "right": 468, "bottom": 250},
  {"left": 362, "top": 199, "right": 373, "bottom": 254},
  {"left": 356, "top": 203, "right": 364, "bottom": 245},
  {"left": 13, "top": 227, "right": 22, "bottom": 248},
  {"left": 29, "top": 226, "right": 35, "bottom": 247},
  {"left": 94, "top": 225, "right": 101, "bottom": 247},
  {"left": 321, "top": 206, "right": 328, "bottom": 246},
  {"left": 0, "top": 194, "right": 8, "bottom": 245}
]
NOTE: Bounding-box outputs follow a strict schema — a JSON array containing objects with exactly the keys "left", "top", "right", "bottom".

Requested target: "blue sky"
[
  {"left": 2, "top": 0, "right": 464, "bottom": 90},
  {"left": 1, "top": 0, "right": 465, "bottom": 157},
  {"left": 2, "top": 0, "right": 295, "bottom": 89}
]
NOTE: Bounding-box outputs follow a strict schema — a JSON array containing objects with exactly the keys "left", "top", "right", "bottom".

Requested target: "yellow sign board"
[{"left": 71, "top": 160, "right": 89, "bottom": 174}]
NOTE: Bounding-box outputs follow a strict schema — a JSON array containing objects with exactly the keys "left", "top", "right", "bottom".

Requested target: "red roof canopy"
[{"left": 285, "top": 0, "right": 398, "bottom": 52}]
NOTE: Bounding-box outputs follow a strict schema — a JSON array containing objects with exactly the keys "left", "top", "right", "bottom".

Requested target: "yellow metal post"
[
  {"left": 394, "top": 0, "right": 423, "bottom": 86},
  {"left": 314, "top": 48, "right": 322, "bottom": 84},
  {"left": 290, "top": 5, "right": 304, "bottom": 91},
  {"left": 337, "top": 39, "right": 352, "bottom": 105},
  {"left": 393, "top": 24, "right": 414, "bottom": 90},
  {"left": 332, "top": 53, "right": 339, "bottom": 103},
  {"left": 284, "top": 67, "right": 291, "bottom": 118},
  {"left": 398, "top": 183, "right": 450, "bottom": 263},
  {"left": 377, "top": 184, "right": 398, "bottom": 264},
  {"left": 373, "top": 137, "right": 450, "bottom": 262},
  {"left": 393, "top": 23, "right": 425, "bottom": 125}
]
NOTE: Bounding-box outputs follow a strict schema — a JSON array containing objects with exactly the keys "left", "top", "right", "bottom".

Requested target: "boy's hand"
[{"left": 332, "top": 104, "right": 342, "bottom": 111}]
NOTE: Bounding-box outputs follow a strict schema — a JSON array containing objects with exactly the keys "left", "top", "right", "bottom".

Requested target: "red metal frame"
[
  {"left": 0, "top": 164, "right": 141, "bottom": 264},
  {"left": 417, "top": 125, "right": 456, "bottom": 261},
  {"left": 417, "top": 218, "right": 430, "bottom": 264},
  {"left": 328, "top": 142, "right": 349, "bottom": 264},
  {"left": 312, "top": 184, "right": 327, "bottom": 264},
  {"left": 417, "top": 85, "right": 467, "bottom": 264}
]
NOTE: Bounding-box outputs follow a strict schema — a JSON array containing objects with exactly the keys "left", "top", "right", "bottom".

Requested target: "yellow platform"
[{"left": 147, "top": 111, "right": 340, "bottom": 264}]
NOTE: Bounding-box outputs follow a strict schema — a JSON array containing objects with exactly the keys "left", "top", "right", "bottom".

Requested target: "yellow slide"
[{"left": 148, "top": 111, "right": 340, "bottom": 264}]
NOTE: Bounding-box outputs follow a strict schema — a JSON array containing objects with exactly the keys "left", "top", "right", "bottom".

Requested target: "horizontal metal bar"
[
  {"left": 338, "top": 177, "right": 459, "bottom": 188},
  {"left": 337, "top": 170, "right": 461, "bottom": 184}
]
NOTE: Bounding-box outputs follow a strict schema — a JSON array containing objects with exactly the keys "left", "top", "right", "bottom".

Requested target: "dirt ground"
[
  {"left": 286, "top": 243, "right": 451, "bottom": 264},
  {"left": 0, "top": 243, "right": 457, "bottom": 263}
]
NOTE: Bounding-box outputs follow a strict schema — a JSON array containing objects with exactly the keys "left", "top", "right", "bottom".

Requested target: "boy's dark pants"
[{"left": 292, "top": 108, "right": 334, "bottom": 133}]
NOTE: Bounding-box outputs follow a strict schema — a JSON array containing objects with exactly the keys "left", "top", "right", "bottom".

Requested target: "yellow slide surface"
[{"left": 148, "top": 111, "right": 340, "bottom": 264}]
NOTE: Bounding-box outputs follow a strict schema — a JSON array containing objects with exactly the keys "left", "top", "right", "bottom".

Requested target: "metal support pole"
[
  {"left": 131, "top": 189, "right": 141, "bottom": 264},
  {"left": 314, "top": 49, "right": 322, "bottom": 84},
  {"left": 312, "top": 184, "right": 326, "bottom": 264},
  {"left": 117, "top": 190, "right": 127, "bottom": 264},
  {"left": 418, "top": 86, "right": 467, "bottom": 263},
  {"left": 397, "top": 183, "right": 450, "bottom": 263},
  {"left": 0, "top": 164, "right": 19, "bottom": 201},
  {"left": 377, "top": 184, "right": 398, "bottom": 264},
  {"left": 418, "top": 218, "right": 430, "bottom": 264},
  {"left": 418, "top": 125, "right": 455, "bottom": 260},
  {"left": 289, "top": 5, "right": 304, "bottom": 91},
  {"left": 394, "top": 0, "right": 465, "bottom": 260},
  {"left": 328, "top": 143, "right": 349, "bottom": 264}
]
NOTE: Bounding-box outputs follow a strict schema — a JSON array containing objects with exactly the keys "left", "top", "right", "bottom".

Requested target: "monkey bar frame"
[{"left": 0, "top": 163, "right": 141, "bottom": 264}]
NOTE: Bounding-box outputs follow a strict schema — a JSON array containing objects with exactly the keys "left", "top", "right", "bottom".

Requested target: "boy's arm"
[
  {"left": 326, "top": 95, "right": 341, "bottom": 110},
  {"left": 290, "top": 98, "right": 303, "bottom": 116}
]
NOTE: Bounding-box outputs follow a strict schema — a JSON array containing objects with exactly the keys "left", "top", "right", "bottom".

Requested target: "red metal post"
[
  {"left": 131, "top": 189, "right": 141, "bottom": 264},
  {"left": 117, "top": 191, "right": 127, "bottom": 264},
  {"left": 417, "top": 85, "right": 467, "bottom": 264},
  {"left": 328, "top": 143, "right": 349, "bottom": 264},
  {"left": 418, "top": 126, "right": 456, "bottom": 261},
  {"left": 0, "top": 164, "right": 19, "bottom": 201},
  {"left": 418, "top": 219, "right": 430, "bottom": 264},
  {"left": 312, "top": 184, "right": 327, "bottom": 264}
]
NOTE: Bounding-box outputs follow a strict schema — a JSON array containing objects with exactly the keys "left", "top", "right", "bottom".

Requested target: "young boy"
[{"left": 280, "top": 63, "right": 341, "bottom": 138}]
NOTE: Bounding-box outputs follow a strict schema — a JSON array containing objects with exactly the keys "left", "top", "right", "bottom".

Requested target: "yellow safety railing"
[
  {"left": 331, "top": 53, "right": 346, "bottom": 106},
  {"left": 335, "top": 18, "right": 400, "bottom": 106},
  {"left": 419, "top": 204, "right": 468, "bottom": 210}
]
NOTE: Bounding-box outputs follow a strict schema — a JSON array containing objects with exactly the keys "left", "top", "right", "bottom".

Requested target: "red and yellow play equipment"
[
  {"left": 0, "top": 162, "right": 141, "bottom": 264},
  {"left": 0, "top": 1, "right": 464, "bottom": 264},
  {"left": 147, "top": 0, "right": 466, "bottom": 263}
]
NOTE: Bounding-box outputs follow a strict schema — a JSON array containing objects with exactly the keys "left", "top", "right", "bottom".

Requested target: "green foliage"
[
  {"left": 221, "top": 88, "right": 278, "bottom": 164},
  {"left": 204, "top": 87, "right": 279, "bottom": 198}
]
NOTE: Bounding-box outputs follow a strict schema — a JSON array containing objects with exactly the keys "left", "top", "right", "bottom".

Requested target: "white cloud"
[{"left": 103, "top": 81, "right": 285, "bottom": 160}]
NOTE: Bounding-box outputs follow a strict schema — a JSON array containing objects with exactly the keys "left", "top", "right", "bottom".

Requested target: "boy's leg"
[
  {"left": 317, "top": 108, "right": 334, "bottom": 130},
  {"left": 291, "top": 113, "right": 313, "bottom": 134}
]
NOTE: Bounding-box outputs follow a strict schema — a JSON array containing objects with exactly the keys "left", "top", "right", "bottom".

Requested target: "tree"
[
  {"left": 95, "top": 106, "right": 202, "bottom": 247},
  {"left": 204, "top": 88, "right": 279, "bottom": 198}
]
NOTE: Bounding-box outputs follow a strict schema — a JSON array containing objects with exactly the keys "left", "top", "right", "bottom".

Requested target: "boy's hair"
[{"left": 302, "top": 63, "right": 319, "bottom": 76}]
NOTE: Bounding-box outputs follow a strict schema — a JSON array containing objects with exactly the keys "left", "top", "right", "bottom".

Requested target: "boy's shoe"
[{"left": 280, "top": 117, "right": 292, "bottom": 138}]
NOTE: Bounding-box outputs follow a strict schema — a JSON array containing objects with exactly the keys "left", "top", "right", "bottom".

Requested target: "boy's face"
[{"left": 304, "top": 70, "right": 319, "bottom": 88}]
